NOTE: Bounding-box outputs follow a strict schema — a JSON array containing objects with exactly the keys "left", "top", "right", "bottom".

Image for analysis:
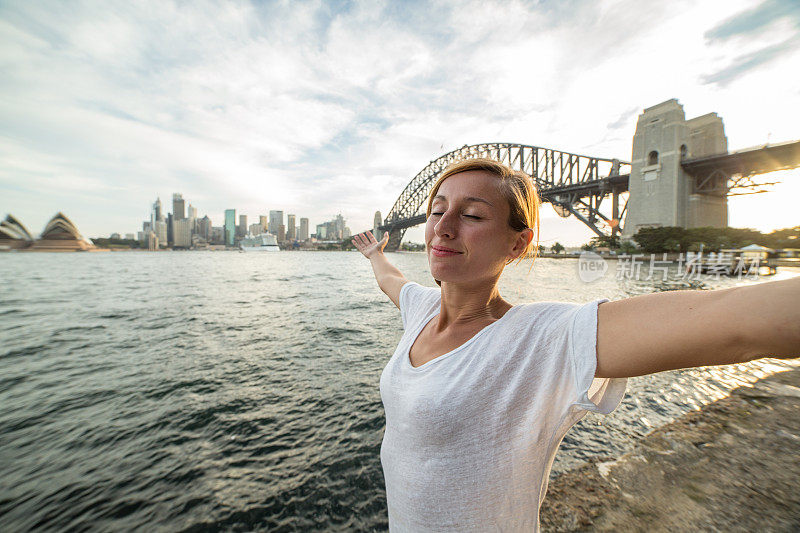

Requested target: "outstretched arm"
[
  {"left": 596, "top": 276, "right": 800, "bottom": 378},
  {"left": 351, "top": 231, "right": 409, "bottom": 309}
]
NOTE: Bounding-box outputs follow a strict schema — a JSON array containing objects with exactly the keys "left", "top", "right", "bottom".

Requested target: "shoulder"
[
  {"left": 399, "top": 281, "right": 441, "bottom": 330},
  {"left": 506, "top": 298, "right": 609, "bottom": 336}
]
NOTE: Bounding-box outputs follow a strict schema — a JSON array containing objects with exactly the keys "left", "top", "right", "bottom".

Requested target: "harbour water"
[{"left": 1, "top": 251, "right": 798, "bottom": 531}]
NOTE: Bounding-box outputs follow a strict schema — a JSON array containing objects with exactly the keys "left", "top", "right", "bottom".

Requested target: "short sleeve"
[
  {"left": 398, "top": 281, "right": 440, "bottom": 331},
  {"left": 569, "top": 298, "right": 627, "bottom": 415}
]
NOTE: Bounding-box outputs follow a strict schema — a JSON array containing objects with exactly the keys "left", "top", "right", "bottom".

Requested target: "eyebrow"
[{"left": 433, "top": 194, "right": 494, "bottom": 207}]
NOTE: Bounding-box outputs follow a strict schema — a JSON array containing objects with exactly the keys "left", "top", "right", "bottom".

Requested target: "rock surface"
[{"left": 540, "top": 368, "right": 800, "bottom": 532}]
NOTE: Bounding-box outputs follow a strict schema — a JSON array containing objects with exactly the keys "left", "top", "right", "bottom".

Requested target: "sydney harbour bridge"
[{"left": 376, "top": 99, "right": 800, "bottom": 252}]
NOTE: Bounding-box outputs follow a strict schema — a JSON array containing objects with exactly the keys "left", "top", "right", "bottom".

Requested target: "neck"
[{"left": 437, "top": 277, "right": 511, "bottom": 328}]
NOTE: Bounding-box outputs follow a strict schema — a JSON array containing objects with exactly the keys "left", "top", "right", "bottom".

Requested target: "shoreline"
[{"left": 540, "top": 367, "right": 800, "bottom": 532}]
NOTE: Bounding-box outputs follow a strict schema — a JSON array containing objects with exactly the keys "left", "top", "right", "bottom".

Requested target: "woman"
[{"left": 351, "top": 158, "right": 799, "bottom": 532}]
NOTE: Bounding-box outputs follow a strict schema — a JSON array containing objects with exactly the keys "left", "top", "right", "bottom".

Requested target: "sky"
[{"left": 1, "top": 0, "right": 799, "bottom": 246}]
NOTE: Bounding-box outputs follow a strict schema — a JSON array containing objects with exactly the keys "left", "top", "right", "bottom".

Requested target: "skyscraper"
[
  {"left": 173, "top": 193, "right": 185, "bottom": 220},
  {"left": 153, "top": 198, "right": 163, "bottom": 222},
  {"left": 373, "top": 211, "right": 383, "bottom": 240},
  {"left": 224, "top": 209, "right": 236, "bottom": 246},
  {"left": 238, "top": 214, "right": 247, "bottom": 238},
  {"left": 174, "top": 219, "right": 192, "bottom": 248},
  {"left": 299, "top": 218, "right": 309, "bottom": 241},
  {"left": 197, "top": 215, "right": 212, "bottom": 241},
  {"left": 269, "top": 210, "right": 283, "bottom": 235},
  {"left": 167, "top": 213, "right": 174, "bottom": 245},
  {"left": 259, "top": 215, "right": 268, "bottom": 233},
  {"left": 287, "top": 214, "right": 296, "bottom": 240}
]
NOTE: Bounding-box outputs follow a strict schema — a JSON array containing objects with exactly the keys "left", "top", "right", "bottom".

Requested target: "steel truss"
[{"left": 379, "top": 143, "right": 630, "bottom": 251}]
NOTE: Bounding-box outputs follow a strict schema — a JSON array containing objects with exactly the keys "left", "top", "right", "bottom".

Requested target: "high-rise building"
[
  {"left": 167, "top": 213, "right": 174, "bottom": 245},
  {"left": 224, "top": 209, "right": 236, "bottom": 246},
  {"left": 154, "top": 220, "right": 167, "bottom": 246},
  {"left": 278, "top": 224, "right": 285, "bottom": 242},
  {"left": 316, "top": 223, "right": 327, "bottom": 239},
  {"left": 238, "top": 214, "right": 247, "bottom": 238},
  {"left": 334, "top": 213, "right": 345, "bottom": 240},
  {"left": 173, "top": 193, "right": 185, "bottom": 220},
  {"left": 153, "top": 198, "right": 163, "bottom": 222},
  {"left": 197, "top": 215, "right": 212, "bottom": 241},
  {"left": 211, "top": 226, "right": 224, "bottom": 245},
  {"left": 299, "top": 218, "right": 309, "bottom": 241},
  {"left": 286, "top": 214, "right": 296, "bottom": 240},
  {"left": 373, "top": 211, "right": 383, "bottom": 240},
  {"left": 248, "top": 223, "right": 261, "bottom": 236},
  {"left": 259, "top": 215, "right": 268, "bottom": 233},
  {"left": 269, "top": 210, "right": 283, "bottom": 235},
  {"left": 174, "top": 218, "right": 192, "bottom": 248}
]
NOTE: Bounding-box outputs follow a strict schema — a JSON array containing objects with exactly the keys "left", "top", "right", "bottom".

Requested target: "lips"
[{"left": 431, "top": 245, "right": 462, "bottom": 257}]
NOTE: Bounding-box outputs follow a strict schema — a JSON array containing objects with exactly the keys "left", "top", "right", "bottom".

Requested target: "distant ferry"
[{"left": 239, "top": 233, "right": 280, "bottom": 252}]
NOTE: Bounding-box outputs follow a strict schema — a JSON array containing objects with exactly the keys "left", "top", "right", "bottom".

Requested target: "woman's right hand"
[{"left": 352, "top": 231, "right": 389, "bottom": 259}]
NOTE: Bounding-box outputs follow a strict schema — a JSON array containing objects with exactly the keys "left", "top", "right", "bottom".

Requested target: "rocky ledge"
[{"left": 541, "top": 368, "right": 800, "bottom": 532}]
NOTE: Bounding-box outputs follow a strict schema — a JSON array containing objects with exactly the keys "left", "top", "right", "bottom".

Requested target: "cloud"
[
  {"left": 606, "top": 107, "right": 639, "bottom": 130},
  {"left": 1, "top": 0, "right": 799, "bottom": 241},
  {"left": 701, "top": 37, "right": 799, "bottom": 87},
  {"left": 701, "top": 0, "right": 800, "bottom": 86},
  {"left": 704, "top": 0, "right": 799, "bottom": 43}
]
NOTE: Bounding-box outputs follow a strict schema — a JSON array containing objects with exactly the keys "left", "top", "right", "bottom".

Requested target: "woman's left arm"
[{"left": 595, "top": 276, "right": 800, "bottom": 378}]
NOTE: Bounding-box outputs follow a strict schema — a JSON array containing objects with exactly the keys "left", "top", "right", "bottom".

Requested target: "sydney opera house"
[{"left": 0, "top": 212, "right": 96, "bottom": 252}]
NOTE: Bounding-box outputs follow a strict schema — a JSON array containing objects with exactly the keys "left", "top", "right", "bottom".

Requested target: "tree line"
[{"left": 580, "top": 226, "right": 800, "bottom": 254}]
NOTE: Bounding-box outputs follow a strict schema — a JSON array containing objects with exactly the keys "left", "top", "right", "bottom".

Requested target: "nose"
[{"left": 433, "top": 209, "right": 456, "bottom": 239}]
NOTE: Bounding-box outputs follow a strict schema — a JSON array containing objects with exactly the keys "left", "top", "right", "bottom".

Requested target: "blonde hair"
[{"left": 426, "top": 158, "right": 541, "bottom": 286}]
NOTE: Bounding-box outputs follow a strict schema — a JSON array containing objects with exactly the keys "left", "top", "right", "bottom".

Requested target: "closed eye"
[{"left": 429, "top": 212, "right": 481, "bottom": 219}]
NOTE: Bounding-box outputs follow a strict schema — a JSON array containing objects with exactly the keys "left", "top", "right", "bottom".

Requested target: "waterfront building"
[
  {"left": 248, "top": 223, "right": 261, "bottom": 236},
  {"left": 211, "top": 226, "right": 224, "bottom": 245},
  {"left": 154, "top": 220, "right": 167, "bottom": 247},
  {"left": 167, "top": 213, "right": 174, "bottom": 245},
  {"left": 238, "top": 214, "right": 247, "bottom": 238},
  {"left": 287, "top": 214, "right": 296, "bottom": 240},
  {"left": 316, "top": 223, "right": 327, "bottom": 239},
  {"left": 111, "top": 233, "right": 121, "bottom": 239},
  {"left": 29, "top": 212, "right": 95, "bottom": 251},
  {"left": 173, "top": 193, "right": 185, "bottom": 220},
  {"left": 173, "top": 218, "right": 192, "bottom": 248},
  {"left": 125, "top": 233, "right": 135, "bottom": 240},
  {"left": 373, "top": 211, "right": 383, "bottom": 240},
  {"left": 259, "top": 215, "right": 268, "bottom": 233},
  {"left": 197, "top": 216, "right": 212, "bottom": 241},
  {"left": 269, "top": 210, "right": 283, "bottom": 235},
  {"left": 299, "top": 218, "right": 309, "bottom": 241},
  {"left": 278, "top": 224, "right": 285, "bottom": 242},
  {"left": 224, "top": 209, "right": 236, "bottom": 246},
  {"left": 153, "top": 197, "right": 163, "bottom": 222},
  {"left": 0, "top": 214, "right": 34, "bottom": 250}
]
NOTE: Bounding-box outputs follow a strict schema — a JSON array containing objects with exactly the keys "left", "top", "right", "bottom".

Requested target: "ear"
[{"left": 509, "top": 228, "right": 534, "bottom": 260}]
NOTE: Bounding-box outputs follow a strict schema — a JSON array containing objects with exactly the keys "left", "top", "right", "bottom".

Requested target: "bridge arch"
[{"left": 378, "top": 142, "right": 631, "bottom": 251}]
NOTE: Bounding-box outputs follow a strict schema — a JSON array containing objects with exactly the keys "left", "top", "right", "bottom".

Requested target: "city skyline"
[
  {"left": 133, "top": 191, "right": 343, "bottom": 248},
  {"left": 1, "top": 1, "right": 799, "bottom": 245}
]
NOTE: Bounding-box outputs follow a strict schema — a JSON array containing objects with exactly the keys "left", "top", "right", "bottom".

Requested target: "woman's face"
[{"left": 425, "top": 170, "right": 528, "bottom": 285}]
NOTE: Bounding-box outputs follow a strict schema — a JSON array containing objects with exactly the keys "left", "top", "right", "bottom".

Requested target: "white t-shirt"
[{"left": 379, "top": 281, "right": 628, "bottom": 532}]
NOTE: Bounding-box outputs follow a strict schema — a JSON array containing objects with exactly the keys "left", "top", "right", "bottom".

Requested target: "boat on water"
[{"left": 240, "top": 233, "right": 280, "bottom": 252}]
